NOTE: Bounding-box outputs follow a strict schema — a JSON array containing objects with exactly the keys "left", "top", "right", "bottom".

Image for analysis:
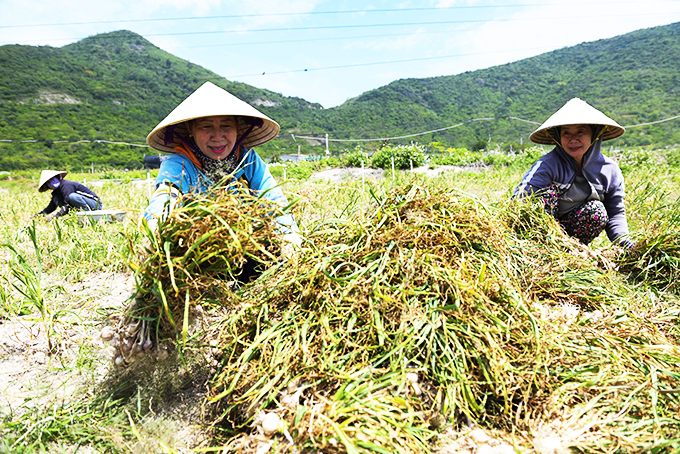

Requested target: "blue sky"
[{"left": 2, "top": 0, "right": 680, "bottom": 108}]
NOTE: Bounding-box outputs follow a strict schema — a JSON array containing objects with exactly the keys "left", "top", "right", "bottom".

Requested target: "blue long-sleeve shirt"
[{"left": 143, "top": 147, "right": 298, "bottom": 234}]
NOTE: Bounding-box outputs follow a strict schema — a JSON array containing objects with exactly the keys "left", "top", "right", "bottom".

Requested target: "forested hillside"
[
  {"left": 327, "top": 21, "right": 680, "bottom": 149},
  {"left": 1, "top": 23, "right": 679, "bottom": 170},
  {"left": 0, "top": 31, "right": 325, "bottom": 170}
]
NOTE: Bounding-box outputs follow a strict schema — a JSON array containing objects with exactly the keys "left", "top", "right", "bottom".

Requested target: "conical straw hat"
[
  {"left": 147, "top": 82, "right": 281, "bottom": 153},
  {"left": 530, "top": 98, "right": 625, "bottom": 145},
  {"left": 38, "top": 169, "right": 68, "bottom": 192}
]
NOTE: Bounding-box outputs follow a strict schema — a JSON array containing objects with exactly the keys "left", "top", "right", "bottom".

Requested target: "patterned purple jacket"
[{"left": 513, "top": 139, "right": 629, "bottom": 243}]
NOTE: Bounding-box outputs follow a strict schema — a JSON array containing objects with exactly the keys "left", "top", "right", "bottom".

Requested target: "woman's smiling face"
[
  {"left": 560, "top": 124, "right": 593, "bottom": 166},
  {"left": 187, "top": 115, "right": 238, "bottom": 160}
]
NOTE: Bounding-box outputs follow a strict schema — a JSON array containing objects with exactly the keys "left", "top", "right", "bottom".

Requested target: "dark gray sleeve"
[
  {"left": 603, "top": 180, "right": 629, "bottom": 243},
  {"left": 512, "top": 159, "right": 554, "bottom": 199}
]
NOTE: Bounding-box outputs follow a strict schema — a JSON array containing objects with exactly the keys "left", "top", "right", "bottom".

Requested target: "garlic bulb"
[
  {"left": 100, "top": 326, "right": 115, "bottom": 341},
  {"left": 261, "top": 412, "right": 280, "bottom": 436},
  {"left": 470, "top": 428, "right": 491, "bottom": 444}
]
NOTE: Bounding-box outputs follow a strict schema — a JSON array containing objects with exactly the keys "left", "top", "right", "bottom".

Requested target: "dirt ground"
[
  {"left": 0, "top": 273, "right": 586, "bottom": 453},
  {"left": 1, "top": 167, "right": 580, "bottom": 453},
  {"left": 0, "top": 272, "right": 133, "bottom": 417},
  {"left": 0, "top": 272, "right": 525, "bottom": 453},
  {"left": 0, "top": 270, "right": 218, "bottom": 452}
]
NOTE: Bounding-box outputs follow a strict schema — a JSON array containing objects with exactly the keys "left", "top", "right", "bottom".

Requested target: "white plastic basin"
[{"left": 76, "top": 209, "right": 127, "bottom": 225}]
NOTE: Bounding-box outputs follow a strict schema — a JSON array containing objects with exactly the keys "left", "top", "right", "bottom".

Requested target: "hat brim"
[
  {"left": 529, "top": 98, "right": 625, "bottom": 145},
  {"left": 146, "top": 82, "right": 280, "bottom": 153}
]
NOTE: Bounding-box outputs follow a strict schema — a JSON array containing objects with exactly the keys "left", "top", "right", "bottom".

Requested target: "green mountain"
[
  {"left": 0, "top": 30, "right": 325, "bottom": 170},
  {"left": 326, "top": 21, "right": 680, "bottom": 150},
  {"left": 1, "top": 23, "right": 679, "bottom": 170}
]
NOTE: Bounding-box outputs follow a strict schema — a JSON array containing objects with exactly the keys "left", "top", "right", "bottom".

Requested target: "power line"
[
  {"left": 185, "top": 29, "right": 473, "bottom": 49},
  {"left": 295, "top": 119, "right": 491, "bottom": 143},
  {"left": 142, "top": 19, "right": 513, "bottom": 38},
  {"left": 293, "top": 115, "right": 680, "bottom": 143},
  {"left": 625, "top": 114, "right": 680, "bottom": 128},
  {"left": 292, "top": 116, "right": 544, "bottom": 143},
  {"left": 224, "top": 46, "right": 552, "bottom": 78},
  {"left": 4, "top": 11, "right": 679, "bottom": 46},
  {"left": 2, "top": 114, "right": 678, "bottom": 147},
  {"left": 147, "top": 12, "right": 680, "bottom": 39},
  {"left": 0, "top": 5, "right": 514, "bottom": 29},
  {"left": 1, "top": 1, "right": 671, "bottom": 29}
]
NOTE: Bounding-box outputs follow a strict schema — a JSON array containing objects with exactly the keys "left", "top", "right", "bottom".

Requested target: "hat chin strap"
[
  {"left": 593, "top": 125, "right": 608, "bottom": 141},
  {"left": 164, "top": 123, "right": 201, "bottom": 155},
  {"left": 548, "top": 127, "right": 561, "bottom": 146},
  {"left": 164, "top": 117, "right": 265, "bottom": 153},
  {"left": 231, "top": 117, "right": 264, "bottom": 153},
  {"left": 164, "top": 124, "right": 179, "bottom": 147},
  {"left": 548, "top": 124, "right": 608, "bottom": 147}
]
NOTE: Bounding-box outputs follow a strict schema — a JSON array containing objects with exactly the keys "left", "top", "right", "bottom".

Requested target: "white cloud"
[
  {"left": 341, "top": 28, "right": 433, "bottom": 52},
  {"left": 0, "top": 0, "right": 129, "bottom": 46},
  {"left": 419, "top": 0, "right": 680, "bottom": 81},
  {"left": 136, "top": 0, "right": 223, "bottom": 15},
  {"left": 1, "top": 0, "right": 679, "bottom": 108}
]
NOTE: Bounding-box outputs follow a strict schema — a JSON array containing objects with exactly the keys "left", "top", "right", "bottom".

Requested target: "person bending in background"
[
  {"left": 143, "top": 81, "right": 301, "bottom": 280},
  {"left": 36, "top": 169, "right": 102, "bottom": 219},
  {"left": 513, "top": 98, "right": 633, "bottom": 247}
]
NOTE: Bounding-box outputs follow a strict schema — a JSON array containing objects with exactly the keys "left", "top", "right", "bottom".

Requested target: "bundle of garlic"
[
  {"left": 100, "top": 295, "right": 164, "bottom": 366},
  {"left": 109, "top": 184, "right": 286, "bottom": 367}
]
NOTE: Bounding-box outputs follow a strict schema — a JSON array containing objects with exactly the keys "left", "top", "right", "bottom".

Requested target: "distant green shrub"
[
  {"left": 282, "top": 162, "right": 315, "bottom": 180},
  {"left": 343, "top": 151, "right": 368, "bottom": 168},
  {"left": 505, "top": 147, "right": 545, "bottom": 168},
  {"left": 269, "top": 164, "right": 283, "bottom": 179},
  {"left": 500, "top": 142, "right": 529, "bottom": 152},
  {"left": 370, "top": 144, "right": 425, "bottom": 170},
  {"left": 99, "top": 170, "right": 127, "bottom": 180},
  {"left": 324, "top": 157, "right": 343, "bottom": 168},
  {"left": 480, "top": 152, "right": 513, "bottom": 166},
  {"left": 431, "top": 148, "right": 477, "bottom": 166},
  {"left": 430, "top": 145, "right": 545, "bottom": 168},
  {"left": 610, "top": 147, "right": 663, "bottom": 172},
  {"left": 471, "top": 139, "right": 488, "bottom": 151},
  {"left": 662, "top": 148, "right": 680, "bottom": 167}
]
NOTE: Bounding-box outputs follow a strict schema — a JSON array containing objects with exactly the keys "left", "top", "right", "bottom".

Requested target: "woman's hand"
[
  {"left": 617, "top": 235, "right": 635, "bottom": 250},
  {"left": 280, "top": 232, "right": 303, "bottom": 261},
  {"left": 138, "top": 217, "right": 160, "bottom": 262}
]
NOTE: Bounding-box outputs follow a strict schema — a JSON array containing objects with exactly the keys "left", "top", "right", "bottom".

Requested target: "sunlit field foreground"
[{"left": 1, "top": 148, "right": 680, "bottom": 453}]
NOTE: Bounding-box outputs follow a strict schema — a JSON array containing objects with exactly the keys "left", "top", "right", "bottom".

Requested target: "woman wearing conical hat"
[
  {"left": 143, "top": 81, "right": 300, "bottom": 259},
  {"left": 513, "top": 98, "right": 632, "bottom": 247},
  {"left": 36, "top": 169, "right": 102, "bottom": 219}
]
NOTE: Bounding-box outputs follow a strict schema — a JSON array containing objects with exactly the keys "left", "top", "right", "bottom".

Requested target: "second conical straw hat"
[
  {"left": 38, "top": 169, "right": 68, "bottom": 192},
  {"left": 530, "top": 98, "right": 625, "bottom": 145}
]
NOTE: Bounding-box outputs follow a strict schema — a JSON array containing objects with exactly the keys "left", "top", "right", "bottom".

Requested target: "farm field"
[{"left": 1, "top": 149, "right": 680, "bottom": 453}]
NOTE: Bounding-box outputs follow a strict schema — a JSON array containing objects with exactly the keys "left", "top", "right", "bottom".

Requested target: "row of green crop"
[
  {"left": 267, "top": 143, "right": 680, "bottom": 181},
  {"left": 2, "top": 143, "right": 680, "bottom": 191}
]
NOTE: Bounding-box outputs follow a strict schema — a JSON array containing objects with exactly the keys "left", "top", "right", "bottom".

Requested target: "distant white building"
[{"left": 280, "top": 153, "right": 309, "bottom": 162}]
